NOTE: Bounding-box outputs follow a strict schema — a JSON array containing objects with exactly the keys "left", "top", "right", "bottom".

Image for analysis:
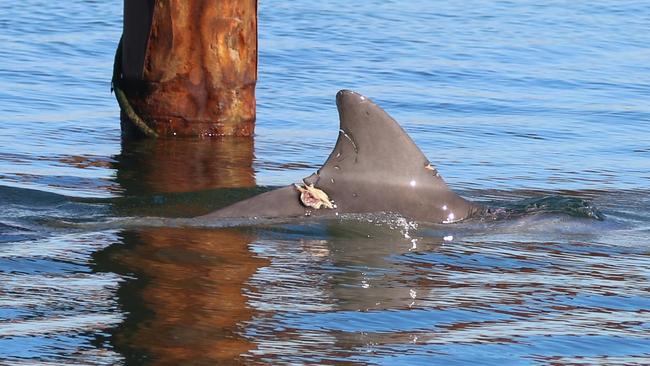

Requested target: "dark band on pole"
[{"left": 112, "top": 36, "right": 159, "bottom": 138}]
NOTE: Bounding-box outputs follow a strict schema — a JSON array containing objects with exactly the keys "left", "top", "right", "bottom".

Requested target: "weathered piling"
[{"left": 115, "top": 0, "right": 258, "bottom": 138}]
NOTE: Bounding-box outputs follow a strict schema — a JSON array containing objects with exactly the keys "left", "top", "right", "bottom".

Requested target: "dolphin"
[{"left": 202, "top": 90, "right": 485, "bottom": 223}]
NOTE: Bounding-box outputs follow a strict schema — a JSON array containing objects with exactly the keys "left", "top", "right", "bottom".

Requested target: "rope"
[{"left": 111, "top": 36, "right": 159, "bottom": 138}]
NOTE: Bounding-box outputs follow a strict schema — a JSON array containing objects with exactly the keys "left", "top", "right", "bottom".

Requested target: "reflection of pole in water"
[
  {"left": 95, "top": 228, "right": 268, "bottom": 364},
  {"left": 114, "top": 138, "right": 255, "bottom": 196},
  {"left": 95, "top": 125, "right": 261, "bottom": 362}
]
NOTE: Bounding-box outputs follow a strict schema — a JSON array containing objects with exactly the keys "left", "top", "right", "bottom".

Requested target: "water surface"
[{"left": 1, "top": 0, "right": 649, "bottom": 365}]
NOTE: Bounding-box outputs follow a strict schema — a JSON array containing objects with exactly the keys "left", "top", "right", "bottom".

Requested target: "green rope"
[{"left": 111, "top": 36, "right": 159, "bottom": 138}]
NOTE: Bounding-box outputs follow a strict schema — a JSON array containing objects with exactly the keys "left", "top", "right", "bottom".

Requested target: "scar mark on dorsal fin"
[
  {"left": 340, "top": 129, "right": 358, "bottom": 154},
  {"left": 339, "top": 129, "right": 359, "bottom": 163},
  {"left": 425, "top": 163, "right": 440, "bottom": 177}
]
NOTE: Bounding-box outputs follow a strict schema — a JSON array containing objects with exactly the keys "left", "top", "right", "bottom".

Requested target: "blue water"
[{"left": 1, "top": 1, "right": 650, "bottom": 365}]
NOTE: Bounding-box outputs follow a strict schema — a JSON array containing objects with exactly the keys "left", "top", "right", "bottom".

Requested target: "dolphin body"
[{"left": 203, "top": 90, "right": 484, "bottom": 223}]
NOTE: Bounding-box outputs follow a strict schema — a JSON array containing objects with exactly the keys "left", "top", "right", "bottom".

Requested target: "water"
[{"left": 1, "top": 0, "right": 649, "bottom": 364}]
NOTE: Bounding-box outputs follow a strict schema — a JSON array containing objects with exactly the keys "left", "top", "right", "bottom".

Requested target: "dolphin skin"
[{"left": 203, "top": 90, "right": 485, "bottom": 223}]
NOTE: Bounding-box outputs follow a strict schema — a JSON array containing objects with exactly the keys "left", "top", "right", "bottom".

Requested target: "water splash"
[{"left": 482, "top": 195, "right": 605, "bottom": 221}]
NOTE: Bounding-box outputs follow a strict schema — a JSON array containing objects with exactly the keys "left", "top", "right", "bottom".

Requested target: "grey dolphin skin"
[{"left": 203, "top": 90, "right": 484, "bottom": 223}]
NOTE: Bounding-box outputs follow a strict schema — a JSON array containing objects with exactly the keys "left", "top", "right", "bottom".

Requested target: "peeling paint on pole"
[{"left": 120, "top": 0, "right": 257, "bottom": 137}]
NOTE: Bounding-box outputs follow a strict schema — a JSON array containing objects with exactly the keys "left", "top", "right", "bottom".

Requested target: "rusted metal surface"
[{"left": 121, "top": 0, "right": 257, "bottom": 137}]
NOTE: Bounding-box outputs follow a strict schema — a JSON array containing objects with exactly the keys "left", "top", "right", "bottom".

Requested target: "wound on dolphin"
[{"left": 202, "top": 90, "right": 485, "bottom": 223}]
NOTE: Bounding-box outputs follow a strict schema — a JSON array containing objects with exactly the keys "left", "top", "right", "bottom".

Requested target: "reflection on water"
[
  {"left": 110, "top": 138, "right": 256, "bottom": 218},
  {"left": 1, "top": 134, "right": 649, "bottom": 364},
  {"left": 115, "top": 138, "right": 256, "bottom": 195},
  {"left": 91, "top": 135, "right": 262, "bottom": 364},
  {"left": 2, "top": 0, "right": 650, "bottom": 364},
  {"left": 242, "top": 222, "right": 650, "bottom": 365},
  {"left": 93, "top": 228, "right": 265, "bottom": 365}
]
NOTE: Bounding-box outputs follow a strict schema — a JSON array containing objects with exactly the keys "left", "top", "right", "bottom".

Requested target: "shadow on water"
[{"left": 91, "top": 137, "right": 265, "bottom": 365}]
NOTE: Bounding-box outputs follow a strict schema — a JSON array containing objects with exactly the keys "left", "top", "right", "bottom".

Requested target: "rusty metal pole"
[{"left": 116, "top": 0, "right": 257, "bottom": 138}]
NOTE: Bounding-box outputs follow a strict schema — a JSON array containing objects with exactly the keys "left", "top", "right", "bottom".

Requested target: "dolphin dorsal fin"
[
  {"left": 306, "top": 90, "right": 437, "bottom": 186},
  {"left": 302, "top": 90, "right": 476, "bottom": 222},
  {"left": 206, "top": 90, "right": 478, "bottom": 223}
]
